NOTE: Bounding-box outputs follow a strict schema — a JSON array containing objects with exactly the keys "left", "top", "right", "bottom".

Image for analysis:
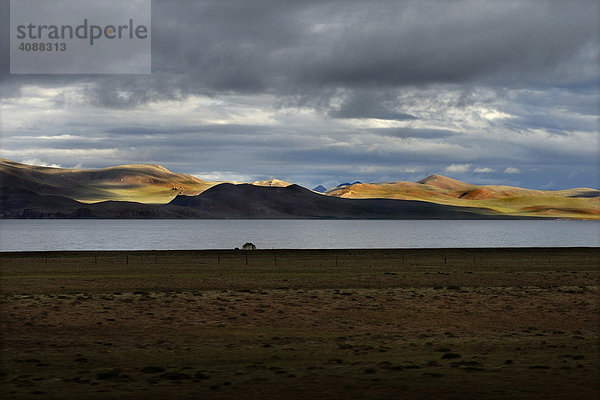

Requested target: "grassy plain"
[{"left": 1, "top": 248, "right": 599, "bottom": 399}]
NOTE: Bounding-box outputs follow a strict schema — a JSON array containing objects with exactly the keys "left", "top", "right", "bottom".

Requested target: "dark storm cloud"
[
  {"left": 141, "top": 1, "right": 597, "bottom": 107},
  {"left": 329, "top": 89, "right": 417, "bottom": 120},
  {"left": 150, "top": 0, "right": 600, "bottom": 95},
  {"left": 3, "top": 0, "right": 598, "bottom": 107}
]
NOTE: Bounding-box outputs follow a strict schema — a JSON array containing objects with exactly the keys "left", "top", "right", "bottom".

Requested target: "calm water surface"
[{"left": 1, "top": 219, "right": 598, "bottom": 251}]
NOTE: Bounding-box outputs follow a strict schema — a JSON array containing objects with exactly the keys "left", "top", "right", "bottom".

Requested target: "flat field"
[{"left": 1, "top": 248, "right": 599, "bottom": 399}]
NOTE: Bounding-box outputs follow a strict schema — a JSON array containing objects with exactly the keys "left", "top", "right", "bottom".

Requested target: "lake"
[{"left": 1, "top": 219, "right": 598, "bottom": 251}]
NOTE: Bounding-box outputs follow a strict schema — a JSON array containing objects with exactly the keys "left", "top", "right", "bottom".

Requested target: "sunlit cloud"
[
  {"left": 473, "top": 167, "right": 495, "bottom": 173},
  {"left": 445, "top": 164, "right": 472, "bottom": 173},
  {"left": 504, "top": 167, "right": 521, "bottom": 174}
]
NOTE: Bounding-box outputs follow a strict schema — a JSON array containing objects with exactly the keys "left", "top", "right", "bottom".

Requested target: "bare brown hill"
[
  {"left": 417, "top": 174, "right": 474, "bottom": 191},
  {"left": 1, "top": 158, "right": 598, "bottom": 219},
  {"left": 0, "top": 158, "right": 216, "bottom": 204},
  {"left": 325, "top": 175, "right": 599, "bottom": 219}
]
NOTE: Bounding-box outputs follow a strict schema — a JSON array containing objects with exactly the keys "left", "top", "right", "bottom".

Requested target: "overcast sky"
[{"left": 1, "top": 0, "right": 598, "bottom": 190}]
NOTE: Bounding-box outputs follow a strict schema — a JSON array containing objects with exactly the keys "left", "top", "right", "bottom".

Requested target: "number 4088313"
[{"left": 18, "top": 42, "right": 66, "bottom": 51}]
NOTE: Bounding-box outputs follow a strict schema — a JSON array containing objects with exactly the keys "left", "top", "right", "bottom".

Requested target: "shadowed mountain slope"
[
  {"left": 1, "top": 184, "right": 503, "bottom": 219},
  {"left": 170, "top": 183, "right": 506, "bottom": 219},
  {"left": 0, "top": 187, "right": 209, "bottom": 218}
]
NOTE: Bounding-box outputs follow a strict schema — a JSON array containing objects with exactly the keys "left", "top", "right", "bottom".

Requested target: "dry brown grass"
[{"left": 1, "top": 248, "right": 599, "bottom": 399}]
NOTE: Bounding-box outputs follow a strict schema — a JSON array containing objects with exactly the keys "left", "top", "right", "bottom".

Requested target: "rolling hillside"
[
  {"left": 0, "top": 158, "right": 218, "bottom": 204},
  {"left": 325, "top": 175, "right": 600, "bottom": 219},
  {"left": 1, "top": 158, "right": 598, "bottom": 219}
]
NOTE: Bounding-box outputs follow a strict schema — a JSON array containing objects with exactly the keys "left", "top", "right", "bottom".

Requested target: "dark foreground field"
[{"left": 1, "top": 248, "right": 599, "bottom": 399}]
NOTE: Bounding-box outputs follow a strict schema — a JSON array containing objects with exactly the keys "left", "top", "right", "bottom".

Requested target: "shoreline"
[{"left": 1, "top": 245, "right": 598, "bottom": 254}]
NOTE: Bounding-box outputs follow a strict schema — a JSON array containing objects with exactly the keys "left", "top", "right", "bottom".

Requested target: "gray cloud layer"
[
  {"left": 3, "top": 1, "right": 598, "bottom": 103},
  {"left": 0, "top": 0, "right": 598, "bottom": 189}
]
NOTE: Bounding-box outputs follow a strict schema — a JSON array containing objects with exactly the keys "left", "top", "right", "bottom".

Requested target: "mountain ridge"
[
  {"left": 325, "top": 176, "right": 599, "bottom": 219},
  {"left": 168, "top": 183, "right": 504, "bottom": 219},
  {"left": 0, "top": 158, "right": 216, "bottom": 204},
  {"left": 1, "top": 158, "right": 598, "bottom": 219}
]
